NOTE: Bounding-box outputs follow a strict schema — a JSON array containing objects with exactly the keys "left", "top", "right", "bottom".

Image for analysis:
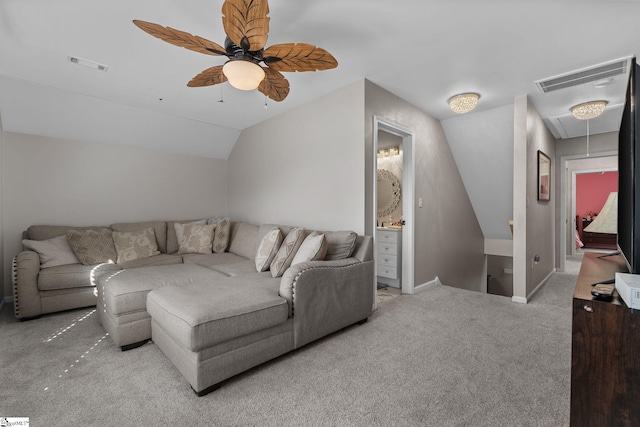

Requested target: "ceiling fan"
[{"left": 133, "top": 0, "right": 338, "bottom": 102}]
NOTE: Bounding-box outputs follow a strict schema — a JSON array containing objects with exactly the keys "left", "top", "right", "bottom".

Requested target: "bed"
[{"left": 576, "top": 192, "right": 618, "bottom": 249}]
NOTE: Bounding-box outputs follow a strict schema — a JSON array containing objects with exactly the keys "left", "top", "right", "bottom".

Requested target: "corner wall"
[
  {"left": 227, "top": 81, "right": 366, "bottom": 232},
  {"left": 365, "top": 80, "right": 485, "bottom": 291},
  {"left": 513, "top": 96, "right": 556, "bottom": 301},
  {"left": 2, "top": 132, "right": 228, "bottom": 297}
]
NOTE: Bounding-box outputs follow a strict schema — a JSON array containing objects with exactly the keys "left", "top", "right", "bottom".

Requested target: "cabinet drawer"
[
  {"left": 378, "top": 244, "right": 398, "bottom": 256},
  {"left": 378, "top": 254, "right": 398, "bottom": 267},
  {"left": 377, "top": 231, "right": 399, "bottom": 244},
  {"left": 377, "top": 265, "right": 398, "bottom": 279}
]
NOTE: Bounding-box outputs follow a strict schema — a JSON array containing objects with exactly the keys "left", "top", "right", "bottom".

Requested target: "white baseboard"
[
  {"left": 413, "top": 276, "right": 441, "bottom": 294},
  {"left": 527, "top": 269, "right": 556, "bottom": 301},
  {"left": 511, "top": 268, "right": 556, "bottom": 304}
]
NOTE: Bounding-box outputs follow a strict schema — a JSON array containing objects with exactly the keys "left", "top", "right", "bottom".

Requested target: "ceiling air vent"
[{"left": 535, "top": 57, "right": 631, "bottom": 93}]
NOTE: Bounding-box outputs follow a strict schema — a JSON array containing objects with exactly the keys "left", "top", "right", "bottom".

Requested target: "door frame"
[
  {"left": 559, "top": 151, "right": 617, "bottom": 271},
  {"left": 372, "top": 116, "right": 415, "bottom": 309}
]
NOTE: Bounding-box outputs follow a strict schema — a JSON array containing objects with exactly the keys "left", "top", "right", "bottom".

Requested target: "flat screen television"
[{"left": 618, "top": 57, "right": 640, "bottom": 273}]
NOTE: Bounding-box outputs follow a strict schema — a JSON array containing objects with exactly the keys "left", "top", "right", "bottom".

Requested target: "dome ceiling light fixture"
[
  {"left": 570, "top": 100, "right": 608, "bottom": 120},
  {"left": 448, "top": 93, "right": 480, "bottom": 114}
]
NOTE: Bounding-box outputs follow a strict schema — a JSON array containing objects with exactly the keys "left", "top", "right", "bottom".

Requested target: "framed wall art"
[{"left": 538, "top": 150, "right": 551, "bottom": 201}]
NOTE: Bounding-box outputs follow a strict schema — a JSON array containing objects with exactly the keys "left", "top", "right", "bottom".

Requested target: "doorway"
[
  {"left": 372, "top": 117, "right": 415, "bottom": 309},
  {"left": 559, "top": 152, "right": 617, "bottom": 271}
]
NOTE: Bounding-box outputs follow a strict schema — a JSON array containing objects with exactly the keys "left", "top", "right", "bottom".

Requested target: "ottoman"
[
  {"left": 147, "top": 276, "right": 294, "bottom": 395},
  {"left": 97, "top": 263, "right": 226, "bottom": 350}
]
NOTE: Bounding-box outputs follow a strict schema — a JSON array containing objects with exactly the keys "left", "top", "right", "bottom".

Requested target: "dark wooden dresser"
[{"left": 571, "top": 252, "right": 640, "bottom": 426}]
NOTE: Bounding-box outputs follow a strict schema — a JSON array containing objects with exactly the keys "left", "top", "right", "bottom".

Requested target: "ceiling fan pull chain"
[
  {"left": 264, "top": 95, "right": 268, "bottom": 110},
  {"left": 218, "top": 85, "right": 224, "bottom": 103}
]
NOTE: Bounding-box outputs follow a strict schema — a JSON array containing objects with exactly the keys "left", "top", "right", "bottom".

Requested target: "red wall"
[{"left": 576, "top": 171, "right": 618, "bottom": 219}]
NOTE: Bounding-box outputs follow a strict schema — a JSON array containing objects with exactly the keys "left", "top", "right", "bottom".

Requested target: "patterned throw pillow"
[
  {"left": 177, "top": 223, "right": 216, "bottom": 254},
  {"left": 291, "top": 232, "right": 328, "bottom": 266},
  {"left": 174, "top": 220, "right": 207, "bottom": 249},
  {"left": 255, "top": 227, "right": 283, "bottom": 272},
  {"left": 208, "top": 217, "right": 231, "bottom": 253},
  {"left": 112, "top": 227, "right": 161, "bottom": 264},
  {"left": 270, "top": 227, "right": 306, "bottom": 278},
  {"left": 66, "top": 229, "right": 117, "bottom": 265},
  {"left": 22, "top": 235, "right": 80, "bottom": 268}
]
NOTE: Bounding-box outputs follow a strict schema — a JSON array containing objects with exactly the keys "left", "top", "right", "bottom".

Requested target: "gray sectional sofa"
[{"left": 13, "top": 219, "right": 374, "bottom": 395}]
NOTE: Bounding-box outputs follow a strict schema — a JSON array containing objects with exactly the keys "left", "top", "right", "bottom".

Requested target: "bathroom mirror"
[{"left": 377, "top": 169, "right": 402, "bottom": 218}]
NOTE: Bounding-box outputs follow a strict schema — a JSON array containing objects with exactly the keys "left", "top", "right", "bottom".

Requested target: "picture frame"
[{"left": 538, "top": 150, "right": 551, "bottom": 201}]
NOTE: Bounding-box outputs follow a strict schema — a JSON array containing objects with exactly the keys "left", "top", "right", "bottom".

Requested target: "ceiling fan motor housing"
[{"left": 224, "top": 36, "right": 263, "bottom": 64}]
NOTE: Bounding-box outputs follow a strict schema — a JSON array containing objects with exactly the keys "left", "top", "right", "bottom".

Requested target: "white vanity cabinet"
[{"left": 376, "top": 228, "right": 402, "bottom": 288}]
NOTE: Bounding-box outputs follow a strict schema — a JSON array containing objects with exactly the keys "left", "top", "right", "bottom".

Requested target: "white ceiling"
[{"left": 1, "top": 0, "right": 638, "bottom": 158}]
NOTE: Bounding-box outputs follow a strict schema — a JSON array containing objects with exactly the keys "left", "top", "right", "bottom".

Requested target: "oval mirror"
[{"left": 377, "top": 169, "right": 402, "bottom": 217}]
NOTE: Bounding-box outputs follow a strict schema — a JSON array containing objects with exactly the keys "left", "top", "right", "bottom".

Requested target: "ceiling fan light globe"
[{"left": 222, "top": 60, "right": 265, "bottom": 90}]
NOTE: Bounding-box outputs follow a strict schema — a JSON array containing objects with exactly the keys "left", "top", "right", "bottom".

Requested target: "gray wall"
[
  {"left": 1, "top": 132, "right": 228, "bottom": 297},
  {"left": 228, "top": 81, "right": 366, "bottom": 233},
  {"left": 365, "top": 80, "right": 485, "bottom": 291},
  {"left": 441, "top": 104, "right": 515, "bottom": 240},
  {"left": 518, "top": 97, "right": 556, "bottom": 297}
]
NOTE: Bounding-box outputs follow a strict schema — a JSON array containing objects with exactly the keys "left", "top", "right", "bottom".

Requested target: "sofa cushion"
[
  {"left": 255, "top": 227, "right": 283, "bottom": 272},
  {"left": 67, "top": 229, "right": 118, "bottom": 265},
  {"left": 100, "top": 264, "right": 223, "bottom": 316},
  {"left": 111, "top": 221, "right": 167, "bottom": 254},
  {"left": 324, "top": 231, "right": 358, "bottom": 260},
  {"left": 117, "top": 253, "right": 183, "bottom": 269},
  {"left": 22, "top": 235, "right": 80, "bottom": 268},
  {"left": 112, "top": 227, "right": 161, "bottom": 263},
  {"left": 39, "top": 263, "right": 121, "bottom": 291},
  {"left": 182, "top": 252, "right": 248, "bottom": 269},
  {"left": 291, "top": 232, "right": 328, "bottom": 266},
  {"left": 177, "top": 223, "right": 216, "bottom": 254},
  {"left": 228, "top": 222, "right": 259, "bottom": 259},
  {"left": 208, "top": 217, "right": 231, "bottom": 253},
  {"left": 212, "top": 260, "right": 268, "bottom": 276},
  {"left": 147, "top": 277, "right": 287, "bottom": 352},
  {"left": 270, "top": 227, "right": 306, "bottom": 278}
]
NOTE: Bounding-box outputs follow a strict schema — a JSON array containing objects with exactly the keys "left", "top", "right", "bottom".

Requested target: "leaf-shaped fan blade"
[
  {"left": 221, "top": 0, "right": 270, "bottom": 52},
  {"left": 258, "top": 68, "right": 290, "bottom": 102},
  {"left": 188, "top": 66, "right": 228, "bottom": 87},
  {"left": 133, "top": 20, "right": 226, "bottom": 56},
  {"left": 263, "top": 43, "right": 338, "bottom": 72}
]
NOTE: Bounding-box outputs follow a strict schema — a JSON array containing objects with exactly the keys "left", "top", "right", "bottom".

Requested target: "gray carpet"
[{"left": 0, "top": 261, "right": 580, "bottom": 426}]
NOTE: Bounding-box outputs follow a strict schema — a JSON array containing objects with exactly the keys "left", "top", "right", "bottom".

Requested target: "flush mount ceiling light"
[
  {"left": 570, "top": 100, "right": 608, "bottom": 120},
  {"left": 448, "top": 93, "right": 480, "bottom": 114}
]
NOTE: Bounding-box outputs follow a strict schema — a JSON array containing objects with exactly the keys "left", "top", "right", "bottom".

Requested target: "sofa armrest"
[
  {"left": 13, "top": 251, "right": 42, "bottom": 319},
  {"left": 280, "top": 258, "right": 374, "bottom": 348}
]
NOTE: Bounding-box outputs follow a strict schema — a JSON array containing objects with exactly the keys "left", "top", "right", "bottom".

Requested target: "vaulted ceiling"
[{"left": 1, "top": 1, "right": 639, "bottom": 158}]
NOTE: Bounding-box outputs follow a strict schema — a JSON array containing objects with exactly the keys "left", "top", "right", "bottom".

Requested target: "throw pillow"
[
  {"left": 208, "top": 217, "right": 231, "bottom": 253},
  {"left": 255, "top": 227, "right": 283, "bottom": 272},
  {"left": 270, "top": 227, "right": 306, "bottom": 278},
  {"left": 112, "top": 227, "right": 161, "bottom": 264},
  {"left": 174, "top": 220, "right": 207, "bottom": 249},
  {"left": 291, "top": 232, "right": 328, "bottom": 266},
  {"left": 22, "top": 235, "right": 80, "bottom": 268},
  {"left": 324, "top": 231, "right": 358, "bottom": 260},
  {"left": 177, "top": 223, "right": 216, "bottom": 254},
  {"left": 66, "top": 229, "right": 117, "bottom": 265}
]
